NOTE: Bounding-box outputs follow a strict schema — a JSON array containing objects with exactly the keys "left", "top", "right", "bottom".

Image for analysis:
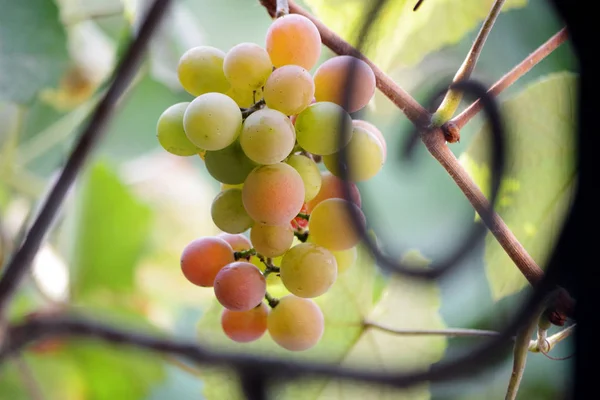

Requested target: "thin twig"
[
  {"left": 13, "top": 355, "right": 45, "bottom": 400},
  {"left": 0, "top": 0, "right": 173, "bottom": 314},
  {"left": 432, "top": 0, "right": 506, "bottom": 125},
  {"left": 163, "top": 354, "right": 203, "bottom": 378},
  {"left": 529, "top": 324, "right": 575, "bottom": 353},
  {"left": 505, "top": 310, "right": 540, "bottom": 400},
  {"left": 364, "top": 322, "right": 501, "bottom": 338},
  {"left": 452, "top": 27, "right": 568, "bottom": 129}
]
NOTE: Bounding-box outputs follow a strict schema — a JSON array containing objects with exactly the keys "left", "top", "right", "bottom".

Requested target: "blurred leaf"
[
  {"left": 70, "top": 161, "right": 152, "bottom": 298},
  {"left": 0, "top": 0, "right": 69, "bottom": 104},
  {"left": 303, "top": 0, "right": 526, "bottom": 70},
  {"left": 459, "top": 72, "right": 577, "bottom": 300},
  {"left": 197, "top": 248, "right": 446, "bottom": 399}
]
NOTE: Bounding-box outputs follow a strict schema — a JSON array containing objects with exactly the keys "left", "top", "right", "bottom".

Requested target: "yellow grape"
[
  {"left": 267, "top": 295, "right": 324, "bottom": 351},
  {"left": 306, "top": 234, "right": 356, "bottom": 274},
  {"left": 323, "top": 126, "right": 385, "bottom": 182},
  {"left": 216, "top": 233, "right": 252, "bottom": 252},
  {"left": 221, "top": 303, "right": 269, "bottom": 343},
  {"left": 223, "top": 43, "right": 273, "bottom": 90},
  {"left": 313, "top": 55, "right": 376, "bottom": 113},
  {"left": 240, "top": 109, "right": 296, "bottom": 165},
  {"left": 264, "top": 65, "right": 315, "bottom": 115},
  {"left": 306, "top": 172, "right": 361, "bottom": 213},
  {"left": 242, "top": 163, "right": 305, "bottom": 225},
  {"left": 295, "top": 102, "right": 353, "bottom": 156},
  {"left": 183, "top": 93, "right": 242, "bottom": 151},
  {"left": 177, "top": 46, "right": 230, "bottom": 96},
  {"left": 308, "top": 198, "right": 365, "bottom": 251},
  {"left": 285, "top": 154, "right": 321, "bottom": 202},
  {"left": 265, "top": 14, "right": 321, "bottom": 70},
  {"left": 280, "top": 242, "right": 337, "bottom": 298},
  {"left": 211, "top": 189, "right": 254, "bottom": 234},
  {"left": 250, "top": 223, "right": 294, "bottom": 258},
  {"left": 156, "top": 102, "right": 200, "bottom": 156},
  {"left": 214, "top": 262, "right": 266, "bottom": 311},
  {"left": 180, "top": 237, "right": 234, "bottom": 287},
  {"left": 352, "top": 119, "right": 387, "bottom": 162}
]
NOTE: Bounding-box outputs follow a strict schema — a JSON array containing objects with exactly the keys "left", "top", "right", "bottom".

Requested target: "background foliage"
[{"left": 0, "top": 0, "right": 576, "bottom": 398}]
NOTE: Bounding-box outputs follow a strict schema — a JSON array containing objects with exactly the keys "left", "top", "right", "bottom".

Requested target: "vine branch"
[
  {"left": 451, "top": 27, "right": 569, "bottom": 129},
  {"left": 432, "top": 0, "right": 506, "bottom": 125},
  {"left": 364, "top": 322, "right": 501, "bottom": 338},
  {"left": 258, "top": 0, "right": 574, "bottom": 324}
]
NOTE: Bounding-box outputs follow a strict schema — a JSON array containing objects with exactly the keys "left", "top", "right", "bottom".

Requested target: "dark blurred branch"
[
  {"left": 451, "top": 27, "right": 568, "bottom": 129},
  {"left": 0, "top": 0, "right": 173, "bottom": 315}
]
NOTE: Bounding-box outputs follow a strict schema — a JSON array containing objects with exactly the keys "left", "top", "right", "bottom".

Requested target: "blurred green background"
[{"left": 0, "top": 0, "right": 576, "bottom": 398}]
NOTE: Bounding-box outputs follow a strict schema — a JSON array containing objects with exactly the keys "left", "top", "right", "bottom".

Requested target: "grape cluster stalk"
[{"left": 156, "top": 13, "right": 386, "bottom": 351}]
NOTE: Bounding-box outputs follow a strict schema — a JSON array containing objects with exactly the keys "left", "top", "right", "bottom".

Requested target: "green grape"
[
  {"left": 183, "top": 93, "right": 242, "bottom": 151},
  {"left": 221, "top": 303, "right": 269, "bottom": 343},
  {"left": 306, "top": 172, "right": 361, "bottom": 213},
  {"left": 264, "top": 65, "right": 315, "bottom": 116},
  {"left": 242, "top": 163, "right": 305, "bottom": 225},
  {"left": 279, "top": 242, "right": 337, "bottom": 298},
  {"left": 295, "top": 102, "right": 353, "bottom": 155},
  {"left": 177, "top": 46, "right": 230, "bottom": 96},
  {"left": 313, "top": 55, "right": 376, "bottom": 113},
  {"left": 267, "top": 295, "right": 324, "bottom": 351},
  {"left": 240, "top": 109, "right": 296, "bottom": 165},
  {"left": 156, "top": 102, "right": 200, "bottom": 156},
  {"left": 214, "top": 262, "right": 266, "bottom": 311},
  {"left": 265, "top": 14, "right": 321, "bottom": 70},
  {"left": 285, "top": 154, "right": 321, "bottom": 202},
  {"left": 227, "top": 87, "right": 264, "bottom": 108},
  {"left": 217, "top": 233, "right": 252, "bottom": 252},
  {"left": 353, "top": 119, "right": 387, "bottom": 162},
  {"left": 211, "top": 189, "right": 254, "bottom": 234},
  {"left": 309, "top": 198, "right": 366, "bottom": 251},
  {"left": 180, "top": 237, "right": 234, "bottom": 287},
  {"left": 250, "top": 223, "right": 294, "bottom": 258},
  {"left": 223, "top": 43, "right": 273, "bottom": 90},
  {"left": 204, "top": 140, "right": 258, "bottom": 184},
  {"left": 323, "top": 126, "right": 385, "bottom": 182}
]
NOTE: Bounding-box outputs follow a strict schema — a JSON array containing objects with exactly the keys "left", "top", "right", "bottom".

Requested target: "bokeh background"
[{"left": 0, "top": 0, "right": 576, "bottom": 398}]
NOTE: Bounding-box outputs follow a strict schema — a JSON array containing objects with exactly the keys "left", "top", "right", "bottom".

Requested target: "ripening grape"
[
  {"left": 242, "top": 163, "right": 305, "bottom": 225},
  {"left": 183, "top": 93, "right": 242, "bottom": 151},
  {"left": 250, "top": 223, "right": 294, "bottom": 258},
  {"left": 309, "top": 198, "right": 366, "bottom": 251},
  {"left": 280, "top": 242, "right": 337, "bottom": 298},
  {"left": 205, "top": 140, "right": 258, "bottom": 185},
  {"left": 156, "top": 102, "right": 200, "bottom": 156},
  {"left": 223, "top": 43, "right": 273, "bottom": 90},
  {"left": 214, "top": 262, "right": 266, "bottom": 311},
  {"left": 227, "top": 87, "right": 264, "bottom": 108},
  {"left": 295, "top": 102, "right": 353, "bottom": 155},
  {"left": 306, "top": 172, "right": 361, "bottom": 213},
  {"left": 177, "top": 46, "right": 230, "bottom": 96},
  {"left": 221, "top": 303, "right": 269, "bottom": 343},
  {"left": 240, "top": 109, "right": 296, "bottom": 165},
  {"left": 217, "top": 233, "right": 252, "bottom": 252},
  {"left": 265, "top": 14, "right": 321, "bottom": 70},
  {"left": 313, "top": 55, "right": 376, "bottom": 113},
  {"left": 267, "top": 295, "right": 324, "bottom": 351},
  {"left": 180, "top": 237, "right": 234, "bottom": 287},
  {"left": 323, "top": 126, "right": 385, "bottom": 182},
  {"left": 332, "top": 246, "right": 357, "bottom": 273},
  {"left": 211, "top": 189, "right": 254, "bottom": 234},
  {"left": 264, "top": 65, "right": 315, "bottom": 116},
  {"left": 353, "top": 119, "right": 387, "bottom": 162},
  {"left": 285, "top": 154, "right": 321, "bottom": 202}
]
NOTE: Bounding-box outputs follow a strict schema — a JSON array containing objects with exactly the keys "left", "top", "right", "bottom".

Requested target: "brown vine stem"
[
  {"left": 258, "top": 0, "right": 568, "bottom": 317},
  {"left": 432, "top": 0, "right": 506, "bottom": 125},
  {"left": 451, "top": 27, "right": 569, "bottom": 129}
]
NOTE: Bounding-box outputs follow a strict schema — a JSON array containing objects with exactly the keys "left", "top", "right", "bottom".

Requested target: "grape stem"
[
  {"left": 294, "top": 230, "right": 309, "bottom": 242},
  {"left": 241, "top": 99, "right": 266, "bottom": 119},
  {"left": 275, "top": 0, "right": 289, "bottom": 18},
  {"left": 258, "top": 0, "right": 574, "bottom": 326},
  {"left": 234, "top": 248, "right": 257, "bottom": 260},
  {"left": 296, "top": 212, "right": 310, "bottom": 220},
  {"left": 265, "top": 292, "right": 279, "bottom": 307}
]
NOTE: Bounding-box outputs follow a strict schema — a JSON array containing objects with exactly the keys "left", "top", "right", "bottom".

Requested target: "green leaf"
[
  {"left": 303, "top": 0, "right": 526, "bottom": 70},
  {"left": 459, "top": 72, "right": 577, "bottom": 300},
  {"left": 0, "top": 0, "right": 69, "bottom": 104},
  {"left": 69, "top": 161, "right": 152, "bottom": 299},
  {"left": 197, "top": 248, "right": 446, "bottom": 399}
]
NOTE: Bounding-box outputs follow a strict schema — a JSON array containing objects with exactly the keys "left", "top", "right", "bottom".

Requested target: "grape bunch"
[{"left": 156, "top": 13, "right": 386, "bottom": 351}]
